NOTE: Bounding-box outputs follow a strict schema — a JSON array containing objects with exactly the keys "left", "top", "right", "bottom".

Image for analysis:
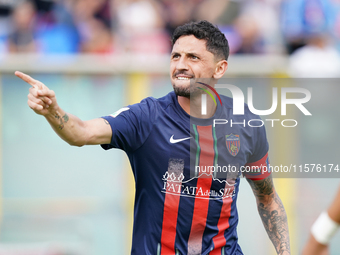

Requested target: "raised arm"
[
  {"left": 15, "top": 71, "right": 112, "bottom": 146},
  {"left": 247, "top": 175, "right": 291, "bottom": 255}
]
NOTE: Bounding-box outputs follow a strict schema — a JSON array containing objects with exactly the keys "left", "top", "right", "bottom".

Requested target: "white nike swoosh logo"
[{"left": 170, "top": 135, "right": 191, "bottom": 144}]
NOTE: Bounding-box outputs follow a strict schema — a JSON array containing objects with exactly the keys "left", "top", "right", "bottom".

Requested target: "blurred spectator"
[
  {"left": 34, "top": 0, "right": 80, "bottom": 54},
  {"left": 8, "top": 1, "right": 37, "bottom": 53},
  {"left": 194, "top": 0, "right": 230, "bottom": 25},
  {"left": 5, "top": 0, "right": 340, "bottom": 57},
  {"left": 8, "top": 0, "right": 80, "bottom": 54},
  {"left": 160, "top": 0, "right": 200, "bottom": 37},
  {"left": 0, "top": 1, "right": 14, "bottom": 53},
  {"left": 72, "top": 0, "right": 113, "bottom": 54},
  {"left": 115, "top": 0, "right": 170, "bottom": 54},
  {"left": 281, "top": 0, "right": 340, "bottom": 54},
  {"left": 289, "top": 33, "right": 340, "bottom": 77},
  {"left": 194, "top": 0, "right": 283, "bottom": 55},
  {"left": 80, "top": 17, "right": 114, "bottom": 54},
  {"left": 194, "top": 0, "right": 241, "bottom": 55},
  {"left": 281, "top": 0, "right": 340, "bottom": 77},
  {"left": 226, "top": 0, "right": 282, "bottom": 54},
  {"left": 238, "top": 0, "right": 282, "bottom": 54},
  {"left": 233, "top": 14, "right": 263, "bottom": 54}
]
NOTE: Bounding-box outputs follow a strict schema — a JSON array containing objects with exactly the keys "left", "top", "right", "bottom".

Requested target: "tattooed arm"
[
  {"left": 15, "top": 71, "right": 112, "bottom": 146},
  {"left": 247, "top": 175, "right": 291, "bottom": 255}
]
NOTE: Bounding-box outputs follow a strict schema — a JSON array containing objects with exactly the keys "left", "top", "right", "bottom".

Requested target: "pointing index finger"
[{"left": 15, "top": 71, "right": 40, "bottom": 88}]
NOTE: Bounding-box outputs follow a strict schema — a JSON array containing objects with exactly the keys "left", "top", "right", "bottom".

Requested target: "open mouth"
[
  {"left": 175, "top": 74, "right": 194, "bottom": 81},
  {"left": 176, "top": 77, "right": 191, "bottom": 80}
]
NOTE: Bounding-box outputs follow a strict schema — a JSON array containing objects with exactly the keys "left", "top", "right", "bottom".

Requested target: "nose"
[{"left": 176, "top": 56, "right": 189, "bottom": 71}]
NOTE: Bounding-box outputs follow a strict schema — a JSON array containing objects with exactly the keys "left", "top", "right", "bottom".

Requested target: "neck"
[{"left": 177, "top": 94, "right": 217, "bottom": 118}]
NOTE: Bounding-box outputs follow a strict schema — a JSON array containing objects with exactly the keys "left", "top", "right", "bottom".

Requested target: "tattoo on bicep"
[{"left": 248, "top": 175, "right": 275, "bottom": 197}]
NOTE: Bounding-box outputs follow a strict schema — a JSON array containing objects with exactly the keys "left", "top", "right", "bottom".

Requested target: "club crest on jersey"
[{"left": 226, "top": 134, "right": 240, "bottom": 156}]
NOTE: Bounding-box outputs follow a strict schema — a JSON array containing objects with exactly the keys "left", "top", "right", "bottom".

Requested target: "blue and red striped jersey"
[{"left": 101, "top": 91, "right": 270, "bottom": 255}]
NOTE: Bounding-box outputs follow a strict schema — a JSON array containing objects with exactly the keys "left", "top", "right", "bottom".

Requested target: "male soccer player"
[{"left": 16, "top": 21, "right": 290, "bottom": 255}]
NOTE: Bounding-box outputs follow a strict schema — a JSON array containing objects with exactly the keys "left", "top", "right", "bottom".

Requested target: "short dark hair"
[{"left": 172, "top": 20, "right": 229, "bottom": 61}]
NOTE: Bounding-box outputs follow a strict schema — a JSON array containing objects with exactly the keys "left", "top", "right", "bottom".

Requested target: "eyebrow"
[{"left": 171, "top": 52, "right": 202, "bottom": 58}]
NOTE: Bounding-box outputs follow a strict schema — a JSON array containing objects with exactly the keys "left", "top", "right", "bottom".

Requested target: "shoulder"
[
  {"left": 135, "top": 91, "right": 174, "bottom": 108},
  {"left": 154, "top": 91, "right": 177, "bottom": 110},
  {"left": 120, "top": 91, "right": 175, "bottom": 120}
]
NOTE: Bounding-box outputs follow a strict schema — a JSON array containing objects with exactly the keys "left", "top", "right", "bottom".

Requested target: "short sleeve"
[
  {"left": 100, "top": 97, "right": 157, "bottom": 152},
  {"left": 243, "top": 124, "right": 271, "bottom": 181}
]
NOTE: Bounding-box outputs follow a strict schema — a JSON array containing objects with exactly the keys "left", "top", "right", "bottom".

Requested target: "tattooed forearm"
[
  {"left": 62, "top": 113, "right": 69, "bottom": 123},
  {"left": 258, "top": 195, "right": 290, "bottom": 254},
  {"left": 54, "top": 111, "right": 69, "bottom": 130},
  {"left": 248, "top": 176, "right": 291, "bottom": 255}
]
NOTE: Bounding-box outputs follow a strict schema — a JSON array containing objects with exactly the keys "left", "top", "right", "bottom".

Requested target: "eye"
[
  {"left": 191, "top": 55, "right": 199, "bottom": 60},
  {"left": 172, "top": 54, "right": 180, "bottom": 59}
]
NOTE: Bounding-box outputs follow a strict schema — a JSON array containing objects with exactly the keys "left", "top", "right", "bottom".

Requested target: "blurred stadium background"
[{"left": 0, "top": 0, "right": 340, "bottom": 254}]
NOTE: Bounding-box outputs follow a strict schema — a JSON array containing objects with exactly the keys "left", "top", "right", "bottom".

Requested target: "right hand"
[{"left": 15, "top": 71, "right": 58, "bottom": 116}]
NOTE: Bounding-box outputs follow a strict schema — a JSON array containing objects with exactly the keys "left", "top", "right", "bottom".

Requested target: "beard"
[
  {"left": 172, "top": 71, "right": 195, "bottom": 98},
  {"left": 173, "top": 78, "right": 212, "bottom": 99},
  {"left": 173, "top": 83, "right": 204, "bottom": 98},
  {"left": 173, "top": 85, "right": 191, "bottom": 97}
]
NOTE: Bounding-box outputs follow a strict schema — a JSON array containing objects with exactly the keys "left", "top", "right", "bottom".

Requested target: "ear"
[{"left": 213, "top": 60, "right": 228, "bottom": 79}]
